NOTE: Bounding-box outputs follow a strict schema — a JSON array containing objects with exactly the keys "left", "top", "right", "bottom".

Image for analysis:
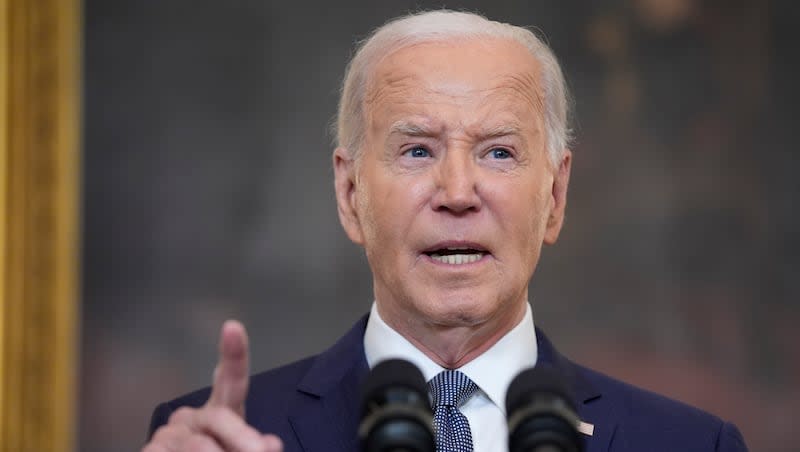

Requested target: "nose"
[{"left": 431, "top": 150, "right": 482, "bottom": 214}]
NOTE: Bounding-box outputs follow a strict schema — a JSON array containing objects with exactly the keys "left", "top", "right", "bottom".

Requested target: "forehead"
[{"left": 364, "top": 38, "right": 544, "bottom": 133}]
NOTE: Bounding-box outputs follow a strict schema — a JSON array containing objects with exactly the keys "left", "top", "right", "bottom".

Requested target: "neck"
[{"left": 377, "top": 300, "right": 527, "bottom": 369}]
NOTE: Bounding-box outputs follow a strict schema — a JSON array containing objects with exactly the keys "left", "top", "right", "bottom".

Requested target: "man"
[{"left": 143, "top": 10, "right": 747, "bottom": 452}]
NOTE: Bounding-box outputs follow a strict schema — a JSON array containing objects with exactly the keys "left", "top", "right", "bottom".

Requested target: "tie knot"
[{"left": 428, "top": 370, "right": 478, "bottom": 408}]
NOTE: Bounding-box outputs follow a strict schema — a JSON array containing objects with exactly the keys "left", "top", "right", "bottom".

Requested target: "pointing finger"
[
  {"left": 262, "top": 434, "right": 284, "bottom": 452},
  {"left": 182, "top": 406, "right": 267, "bottom": 452},
  {"left": 207, "top": 320, "right": 250, "bottom": 416}
]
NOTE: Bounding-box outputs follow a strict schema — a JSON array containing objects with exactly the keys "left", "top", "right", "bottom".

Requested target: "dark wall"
[{"left": 82, "top": 1, "right": 799, "bottom": 451}]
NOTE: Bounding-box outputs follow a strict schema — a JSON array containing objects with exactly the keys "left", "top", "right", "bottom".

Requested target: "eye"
[
  {"left": 489, "top": 147, "right": 512, "bottom": 159},
  {"left": 404, "top": 146, "right": 431, "bottom": 158}
]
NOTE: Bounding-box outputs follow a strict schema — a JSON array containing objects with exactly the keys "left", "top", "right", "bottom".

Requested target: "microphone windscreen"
[
  {"left": 506, "top": 364, "right": 577, "bottom": 415},
  {"left": 506, "top": 364, "right": 584, "bottom": 452},
  {"left": 361, "top": 359, "right": 428, "bottom": 411},
  {"left": 359, "top": 359, "right": 435, "bottom": 452}
]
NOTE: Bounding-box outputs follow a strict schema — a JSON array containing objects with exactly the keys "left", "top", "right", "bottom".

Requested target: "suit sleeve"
[
  {"left": 715, "top": 421, "right": 748, "bottom": 452},
  {"left": 147, "top": 402, "right": 175, "bottom": 441}
]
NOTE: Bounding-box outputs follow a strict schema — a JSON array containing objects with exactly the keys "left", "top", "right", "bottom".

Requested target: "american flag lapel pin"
[{"left": 578, "top": 420, "right": 595, "bottom": 437}]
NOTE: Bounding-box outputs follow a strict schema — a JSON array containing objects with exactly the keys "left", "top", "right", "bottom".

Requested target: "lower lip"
[{"left": 421, "top": 253, "right": 491, "bottom": 268}]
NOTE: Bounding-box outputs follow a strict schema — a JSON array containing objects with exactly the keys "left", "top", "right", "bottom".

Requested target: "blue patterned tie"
[{"left": 428, "top": 370, "right": 478, "bottom": 452}]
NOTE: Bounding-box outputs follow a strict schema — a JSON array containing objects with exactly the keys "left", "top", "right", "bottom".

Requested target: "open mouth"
[{"left": 423, "top": 246, "right": 488, "bottom": 265}]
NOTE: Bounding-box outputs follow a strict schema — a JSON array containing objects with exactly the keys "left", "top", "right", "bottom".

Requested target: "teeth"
[{"left": 430, "top": 253, "right": 484, "bottom": 265}]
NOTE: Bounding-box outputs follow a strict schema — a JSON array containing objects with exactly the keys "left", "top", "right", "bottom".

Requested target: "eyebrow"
[
  {"left": 388, "top": 121, "right": 523, "bottom": 140},
  {"left": 475, "top": 124, "right": 523, "bottom": 139},
  {"left": 388, "top": 121, "right": 441, "bottom": 137}
]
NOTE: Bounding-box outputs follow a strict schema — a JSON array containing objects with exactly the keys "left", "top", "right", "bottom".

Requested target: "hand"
[{"left": 143, "top": 320, "right": 283, "bottom": 452}]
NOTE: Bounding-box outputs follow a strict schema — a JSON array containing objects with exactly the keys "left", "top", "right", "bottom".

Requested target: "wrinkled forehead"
[{"left": 363, "top": 37, "right": 545, "bottom": 131}]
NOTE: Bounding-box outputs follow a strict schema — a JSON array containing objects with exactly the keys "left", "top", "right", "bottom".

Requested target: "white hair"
[{"left": 335, "top": 10, "right": 572, "bottom": 165}]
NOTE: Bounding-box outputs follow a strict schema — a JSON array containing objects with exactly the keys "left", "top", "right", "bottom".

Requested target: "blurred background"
[{"left": 81, "top": 1, "right": 798, "bottom": 451}]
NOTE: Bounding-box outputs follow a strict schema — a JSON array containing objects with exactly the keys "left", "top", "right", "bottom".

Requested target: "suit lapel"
[
  {"left": 286, "top": 319, "right": 618, "bottom": 452},
  {"left": 536, "top": 328, "right": 618, "bottom": 452},
  {"left": 288, "top": 316, "right": 370, "bottom": 452}
]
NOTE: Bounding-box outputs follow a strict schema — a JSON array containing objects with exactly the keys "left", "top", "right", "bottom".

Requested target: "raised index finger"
[{"left": 206, "top": 320, "right": 250, "bottom": 416}]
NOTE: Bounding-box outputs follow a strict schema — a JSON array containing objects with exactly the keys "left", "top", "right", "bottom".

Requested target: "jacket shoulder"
[
  {"left": 576, "top": 364, "right": 747, "bottom": 451},
  {"left": 581, "top": 364, "right": 717, "bottom": 420}
]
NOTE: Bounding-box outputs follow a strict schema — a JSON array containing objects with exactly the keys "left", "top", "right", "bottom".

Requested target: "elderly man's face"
[{"left": 335, "top": 38, "right": 570, "bottom": 334}]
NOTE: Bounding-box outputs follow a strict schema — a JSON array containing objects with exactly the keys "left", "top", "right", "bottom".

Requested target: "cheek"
[
  {"left": 354, "top": 181, "right": 379, "bottom": 243},
  {"left": 375, "top": 174, "right": 431, "bottom": 217},
  {"left": 493, "top": 180, "right": 551, "bottom": 244},
  {"left": 528, "top": 186, "right": 553, "bottom": 238},
  {"left": 357, "top": 174, "right": 417, "bottom": 244}
]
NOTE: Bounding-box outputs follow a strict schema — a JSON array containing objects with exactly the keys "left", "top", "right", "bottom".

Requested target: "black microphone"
[
  {"left": 359, "top": 359, "right": 435, "bottom": 452},
  {"left": 506, "top": 365, "right": 585, "bottom": 452}
]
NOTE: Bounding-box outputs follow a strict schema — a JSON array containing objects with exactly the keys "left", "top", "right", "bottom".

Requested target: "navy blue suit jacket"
[{"left": 148, "top": 315, "right": 747, "bottom": 451}]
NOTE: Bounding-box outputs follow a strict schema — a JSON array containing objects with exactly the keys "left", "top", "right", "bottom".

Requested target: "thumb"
[{"left": 207, "top": 320, "right": 250, "bottom": 416}]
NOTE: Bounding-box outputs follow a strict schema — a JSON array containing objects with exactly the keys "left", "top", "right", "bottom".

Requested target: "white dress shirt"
[{"left": 364, "top": 302, "right": 538, "bottom": 452}]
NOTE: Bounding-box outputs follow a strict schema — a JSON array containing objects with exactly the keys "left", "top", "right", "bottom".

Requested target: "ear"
[
  {"left": 333, "top": 147, "right": 365, "bottom": 245},
  {"left": 543, "top": 150, "right": 572, "bottom": 245}
]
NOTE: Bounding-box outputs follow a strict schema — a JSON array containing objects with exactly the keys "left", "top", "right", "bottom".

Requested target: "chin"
[{"left": 421, "top": 291, "right": 500, "bottom": 328}]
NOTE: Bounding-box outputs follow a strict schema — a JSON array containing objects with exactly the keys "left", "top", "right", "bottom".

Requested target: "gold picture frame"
[{"left": 1, "top": 0, "right": 80, "bottom": 451}]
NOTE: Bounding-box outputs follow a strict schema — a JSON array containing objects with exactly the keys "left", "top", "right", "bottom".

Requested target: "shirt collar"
[{"left": 363, "top": 301, "right": 538, "bottom": 414}]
